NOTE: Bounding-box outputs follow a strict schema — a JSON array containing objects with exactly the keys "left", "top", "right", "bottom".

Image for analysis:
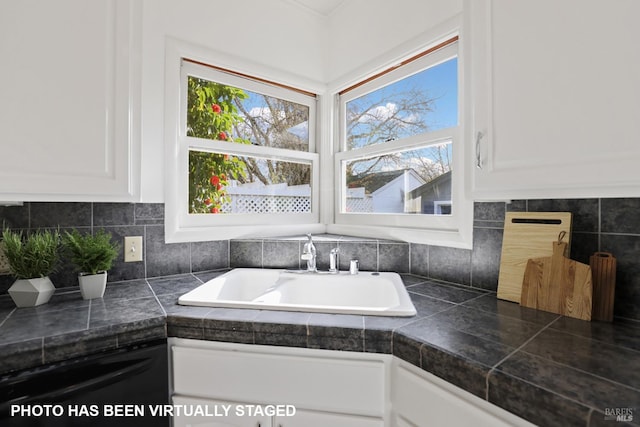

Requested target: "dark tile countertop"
[{"left": 1, "top": 270, "right": 639, "bottom": 427}]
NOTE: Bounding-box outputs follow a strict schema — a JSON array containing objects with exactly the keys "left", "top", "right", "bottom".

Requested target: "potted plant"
[
  {"left": 63, "top": 229, "right": 119, "bottom": 300},
  {"left": 1, "top": 228, "right": 60, "bottom": 307}
]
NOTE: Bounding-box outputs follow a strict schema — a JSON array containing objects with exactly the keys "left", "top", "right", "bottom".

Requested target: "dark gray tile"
[
  {"left": 262, "top": 240, "right": 300, "bottom": 269},
  {"left": 193, "top": 270, "right": 228, "bottom": 283},
  {"left": 191, "top": 240, "right": 229, "bottom": 272},
  {"left": 427, "top": 305, "right": 543, "bottom": 348},
  {"left": 0, "top": 204, "right": 29, "bottom": 229},
  {"left": 601, "top": 234, "right": 640, "bottom": 321},
  {"left": 0, "top": 338, "right": 43, "bottom": 374},
  {"left": 157, "top": 293, "right": 212, "bottom": 317},
  {"left": 408, "top": 292, "right": 456, "bottom": 317},
  {"left": 202, "top": 308, "right": 260, "bottom": 344},
  {"left": 230, "top": 240, "right": 262, "bottom": 268},
  {"left": 30, "top": 202, "right": 92, "bottom": 228},
  {"left": 471, "top": 227, "right": 503, "bottom": 291},
  {"left": 420, "top": 345, "right": 490, "bottom": 399},
  {"left": 462, "top": 294, "right": 560, "bottom": 326},
  {"left": 601, "top": 198, "right": 640, "bottom": 235},
  {"left": 93, "top": 203, "right": 135, "bottom": 226},
  {"left": 429, "top": 245, "right": 472, "bottom": 285},
  {"left": 488, "top": 369, "right": 591, "bottom": 427},
  {"left": 520, "top": 328, "right": 640, "bottom": 390},
  {"left": 145, "top": 225, "right": 191, "bottom": 277},
  {"left": 115, "top": 317, "right": 167, "bottom": 347},
  {"left": 399, "top": 274, "right": 428, "bottom": 286},
  {"left": 409, "top": 243, "right": 429, "bottom": 277},
  {"left": 88, "top": 297, "right": 164, "bottom": 328},
  {"left": 397, "top": 316, "right": 515, "bottom": 368},
  {"left": 506, "top": 199, "right": 527, "bottom": 212},
  {"left": 308, "top": 313, "right": 364, "bottom": 351},
  {"left": 473, "top": 201, "right": 506, "bottom": 223},
  {"left": 0, "top": 305, "right": 89, "bottom": 345},
  {"left": 148, "top": 274, "right": 203, "bottom": 296},
  {"left": 253, "top": 310, "right": 310, "bottom": 348},
  {"left": 392, "top": 329, "right": 423, "bottom": 367},
  {"left": 549, "top": 316, "right": 640, "bottom": 352},
  {"left": 407, "top": 280, "right": 484, "bottom": 304},
  {"left": 364, "top": 328, "right": 393, "bottom": 354},
  {"left": 101, "top": 225, "right": 146, "bottom": 282},
  {"left": 378, "top": 243, "right": 409, "bottom": 273},
  {"left": 337, "top": 241, "right": 377, "bottom": 272},
  {"left": 527, "top": 198, "right": 599, "bottom": 233},
  {"left": 134, "top": 203, "right": 164, "bottom": 225},
  {"left": 43, "top": 327, "right": 118, "bottom": 363},
  {"left": 570, "top": 231, "right": 599, "bottom": 264},
  {"left": 7, "top": 289, "right": 88, "bottom": 317},
  {"left": 493, "top": 351, "right": 640, "bottom": 425},
  {"left": 102, "top": 279, "right": 153, "bottom": 300}
]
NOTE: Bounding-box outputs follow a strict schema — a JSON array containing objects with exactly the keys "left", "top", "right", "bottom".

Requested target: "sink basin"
[{"left": 178, "top": 268, "right": 417, "bottom": 317}]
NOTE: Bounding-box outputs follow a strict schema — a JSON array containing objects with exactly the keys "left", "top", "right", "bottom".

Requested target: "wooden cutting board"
[
  {"left": 520, "top": 235, "right": 592, "bottom": 320},
  {"left": 590, "top": 252, "right": 616, "bottom": 322},
  {"left": 497, "top": 212, "right": 572, "bottom": 303}
]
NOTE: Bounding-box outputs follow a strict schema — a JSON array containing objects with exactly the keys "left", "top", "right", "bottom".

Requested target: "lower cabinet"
[
  {"left": 169, "top": 338, "right": 532, "bottom": 427},
  {"left": 390, "top": 359, "right": 534, "bottom": 427},
  {"left": 170, "top": 338, "right": 386, "bottom": 427}
]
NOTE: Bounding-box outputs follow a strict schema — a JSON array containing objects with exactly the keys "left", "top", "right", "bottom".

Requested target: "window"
[
  {"left": 164, "top": 42, "right": 320, "bottom": 242},
  {"left": 331, "top": 35, "right": 472, "bottom": 246}
]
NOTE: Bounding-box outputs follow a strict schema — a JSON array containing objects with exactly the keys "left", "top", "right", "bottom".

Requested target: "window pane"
[
  {"left": 345, "top": 57, "right": 457, "bottom": 150},
  {"left": 189, "top": 150, "right": 311, "bottom": 214},
  {"left": 343, "top": 141, "right": 452, "bottom": 214},
  {"left": 187, "top": 76, "right": 310, "bottom": 151}
]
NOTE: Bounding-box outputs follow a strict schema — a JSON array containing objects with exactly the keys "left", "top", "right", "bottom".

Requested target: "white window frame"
[
  {"left": 327, "top": 18, "right": 473, "bottom": 249},
  {"left": 164, "top": 40, "right": 322, "bottom": 243}
]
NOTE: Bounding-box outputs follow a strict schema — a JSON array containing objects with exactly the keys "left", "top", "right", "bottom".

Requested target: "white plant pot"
[
  {"left": 8, "top": 277, "right": 55, "bottom": 307},
  {"left": 78, "top": 271, "right": 107, "bottom": 300}
]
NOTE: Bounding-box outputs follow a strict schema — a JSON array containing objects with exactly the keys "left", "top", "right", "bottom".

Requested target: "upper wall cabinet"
[
  {"left": 466, "top": 0, "right": 640, "bottom": 200},
  {"left": 0, "top": 0, "right": 140, "bottom": 202}
]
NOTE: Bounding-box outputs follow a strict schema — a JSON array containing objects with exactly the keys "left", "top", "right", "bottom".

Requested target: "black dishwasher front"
[{"left": 0, "top": 339, "right": 169, "bottom": 427}]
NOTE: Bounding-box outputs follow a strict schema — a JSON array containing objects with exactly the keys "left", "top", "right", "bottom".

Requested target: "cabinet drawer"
[{"left": 172, "top": 344, "right": 385, "bottom": 417}]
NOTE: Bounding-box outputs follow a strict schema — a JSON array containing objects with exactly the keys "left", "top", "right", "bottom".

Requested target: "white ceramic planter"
[
  {"left": 8, "top": 277, "right": 55, "bottom": 307},
  {"left": 78, "top": 271, "right": 107, "bottom": 300}
]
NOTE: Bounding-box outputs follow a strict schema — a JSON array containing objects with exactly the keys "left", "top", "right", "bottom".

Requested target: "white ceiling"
[{"left": 289, "top": 0, "right": 345, "bottom": 16}]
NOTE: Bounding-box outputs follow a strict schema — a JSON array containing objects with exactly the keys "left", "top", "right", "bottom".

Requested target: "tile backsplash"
[{"left": 0, "top": 199, "right": 638, "bottom": 322}]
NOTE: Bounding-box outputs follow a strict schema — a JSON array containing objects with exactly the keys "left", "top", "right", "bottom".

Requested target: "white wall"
[{"left": 326, "top": 0, "right": 462, "bottom": 85}]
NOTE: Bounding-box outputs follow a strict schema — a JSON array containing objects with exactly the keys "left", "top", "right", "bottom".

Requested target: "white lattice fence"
[
  {"left": 221, "top": 195, "right": 311, "bottom": 214},
  {"left": 346, "top": 197, "right": 373, "bottom": 213}
]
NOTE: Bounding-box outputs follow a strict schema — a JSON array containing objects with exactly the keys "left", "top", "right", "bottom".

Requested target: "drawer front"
[{"left": 172, "top": 345, "right": 385, "bottom": 417}]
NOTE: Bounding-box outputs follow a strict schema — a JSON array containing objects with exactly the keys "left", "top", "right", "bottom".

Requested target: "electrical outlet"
[{"left": 124, "top": 236, "right": 143, "bottom": 262}]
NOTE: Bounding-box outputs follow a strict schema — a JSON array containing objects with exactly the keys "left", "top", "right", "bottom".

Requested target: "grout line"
[
  {"left": 485, "top": 315, "right": 561, "bottom": 400},
  {"left": 147, "top": 278, "right": 167, "bottom": 317}
]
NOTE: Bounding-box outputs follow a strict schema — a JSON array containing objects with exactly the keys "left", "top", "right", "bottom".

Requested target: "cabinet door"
[
  {"left": 275, "top": 409, "right": 383, "bottom": 427},
  {"left": 172, "top": 396, "right": 271, "bottom": 427},
  {"left": 467, "top": 0, "right": 640, "bottom": 200},
  {"left": 391, "top": 360, "right": 533, "bottom": 427},
  {"left": 0, "top": 0, "right": 140, "bottom": 201}
]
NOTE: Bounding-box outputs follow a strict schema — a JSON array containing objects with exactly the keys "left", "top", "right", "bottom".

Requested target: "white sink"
[{"left": 178, "top": 268, "right": 417, "bottom": 317}]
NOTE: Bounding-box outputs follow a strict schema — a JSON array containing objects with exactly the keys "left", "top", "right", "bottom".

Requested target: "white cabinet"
[
  {"left": 466, "top": 0, "right": 640, "bottom": 200},
  {"left": 390, "top": 359, "right": 534, "bottom": 427},
  {"left": 0, "top": 0, "right": 140, "bottom": 202},
  {"left": 169, "top": 339, "right": 386, "bottom": 427},
  {"left": 169, "top": 338, "right": 533, "bottom": 427}
]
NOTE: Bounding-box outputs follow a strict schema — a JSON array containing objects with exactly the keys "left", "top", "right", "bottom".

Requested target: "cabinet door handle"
[{"left": 475, "top": 131, "right": 484, "bottom": 169}]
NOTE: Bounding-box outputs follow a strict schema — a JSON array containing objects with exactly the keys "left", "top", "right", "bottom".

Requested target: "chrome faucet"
[
  {"left": 301, "top": 234, "right": 317, "bottom": 272},
  {"left": 329, "top": 248, "right": 340, "bottom": 274}
]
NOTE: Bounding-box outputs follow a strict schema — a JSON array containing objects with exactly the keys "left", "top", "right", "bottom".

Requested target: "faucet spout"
[{"left": 301, "top": 234, "right": 317, "bottom": 272}]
